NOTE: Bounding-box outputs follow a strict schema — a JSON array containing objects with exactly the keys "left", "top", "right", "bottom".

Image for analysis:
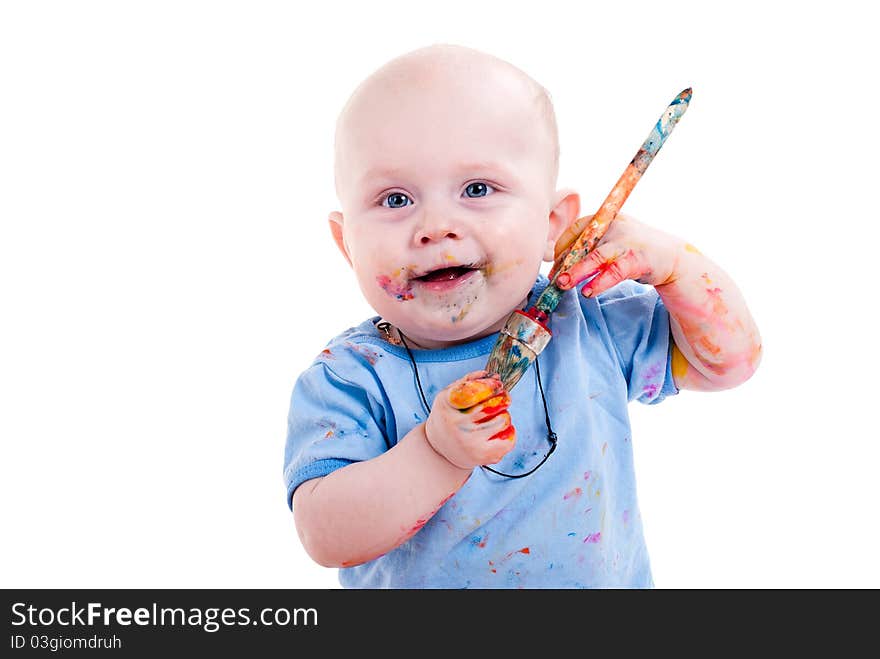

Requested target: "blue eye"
[
  {"left": 382, "top": 192, "right": 412, "bottom": 209},
  {"left": 465, "top": 182, "right": 494, "bottom": 198}
]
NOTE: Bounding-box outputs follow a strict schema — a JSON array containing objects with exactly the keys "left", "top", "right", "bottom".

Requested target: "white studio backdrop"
[{"left": 1, "top": 1, "right": 877, "bottom": 588}]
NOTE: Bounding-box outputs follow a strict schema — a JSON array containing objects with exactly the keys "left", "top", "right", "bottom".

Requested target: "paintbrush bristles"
[{"left": 485, "top": 311, "right": 552, "bottom": 390}]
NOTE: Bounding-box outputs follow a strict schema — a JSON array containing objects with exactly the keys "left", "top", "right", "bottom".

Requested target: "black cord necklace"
[{"left": 380, "top": 322, "right": 558, "bottom": 479}]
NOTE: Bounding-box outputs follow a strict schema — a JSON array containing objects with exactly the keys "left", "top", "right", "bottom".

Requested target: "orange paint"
[
  {"left": 698, "top": 334, "right": 723, "bottom": 357},
  {"left": 449, "top": 379, "right": 500, "bottom": 409},
  {"left": 706, "top": 286, "right": 729, "bottom": 317}
]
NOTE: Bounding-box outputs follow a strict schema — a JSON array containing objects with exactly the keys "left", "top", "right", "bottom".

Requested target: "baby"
[{"left": 283, "top": 44, "right": 761, "bottom": 588}]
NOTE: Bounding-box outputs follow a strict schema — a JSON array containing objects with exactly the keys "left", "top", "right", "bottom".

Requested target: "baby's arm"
[
  {"left": 293, "top": 371, "right": 514, "bottom": 567},
  {"left": 556, "top": 214, "right": 761, "bottom": 391},
  {"left": 655, "top": 245, "right": 761, "bottom": 390}
]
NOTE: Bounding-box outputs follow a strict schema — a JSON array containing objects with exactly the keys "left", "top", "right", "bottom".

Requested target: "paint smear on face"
[
  {"left": 376, "top": 270, "right": 414, "bottom": 301},
  {"left": 451, "top": 298, "right": 475, "bottom": 323},
  {"left": 483, "top": 258, "right": 524, "bottom": 279}
]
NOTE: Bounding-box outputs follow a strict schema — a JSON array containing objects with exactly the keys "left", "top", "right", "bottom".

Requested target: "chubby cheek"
[
  {"left": 374, "top": 266, "right": 416, "bottom": 302},
  {"left": 484, "top": 230, "right": 545, "bottom": 289}
]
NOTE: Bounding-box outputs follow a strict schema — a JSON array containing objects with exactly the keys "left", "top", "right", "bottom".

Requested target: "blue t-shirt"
[{"left": 283, "top": 275, "right": 678, "bottom": 588}]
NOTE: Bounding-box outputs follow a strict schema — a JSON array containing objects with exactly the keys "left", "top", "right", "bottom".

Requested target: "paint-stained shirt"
[{"left": 283, "top": 275, "right": 678, "bottom": 588}]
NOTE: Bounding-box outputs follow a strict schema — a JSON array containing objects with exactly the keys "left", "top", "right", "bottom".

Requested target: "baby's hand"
[
  {"left": 425, "top": 370, "right": 516, "bottom": 470},
  {"left": 555, "top": 213, "right": 682, "bottom": 297}
]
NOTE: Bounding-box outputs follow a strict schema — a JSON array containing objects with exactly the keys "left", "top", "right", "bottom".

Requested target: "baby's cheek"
[
  {"left": 484, "top": 257, "right": 526, "bottom": 280},
  {"left": 375, "top": 265, "right": 416, "bottom": 302}
]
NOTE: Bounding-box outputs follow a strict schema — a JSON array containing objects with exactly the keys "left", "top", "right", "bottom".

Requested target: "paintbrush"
[{"left": 485, "top": 88, "right": 693, "bottom": 390}]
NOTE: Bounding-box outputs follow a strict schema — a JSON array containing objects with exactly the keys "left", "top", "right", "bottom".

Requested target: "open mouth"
[{"left": 413, "top": 266, "right": 478, "bottom": 283}]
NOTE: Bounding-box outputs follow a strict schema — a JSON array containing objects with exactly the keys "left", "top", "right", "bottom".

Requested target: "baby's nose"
[
  {"left": 415, "top": 226, "right": 460, "bottom": 245},
  {"left": 414, "top": 213, "right": 462, "bottom": 245}
]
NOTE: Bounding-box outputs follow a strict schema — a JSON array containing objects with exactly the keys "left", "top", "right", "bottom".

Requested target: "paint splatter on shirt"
[{"left": 284, "top": 276, "right": 678, "bottom": 587}]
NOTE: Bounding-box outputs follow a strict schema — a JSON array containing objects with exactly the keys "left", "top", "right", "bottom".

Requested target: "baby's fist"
[{"left": 425, "top": 370, "right": 516, "bottom": 470}]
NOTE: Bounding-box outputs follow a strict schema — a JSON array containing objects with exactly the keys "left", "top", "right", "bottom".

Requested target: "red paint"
[
  {"left": 518, "top": 547, "right": 530, "bottom": 555},
  {"left": 376, "top": 274, "right": 414, "bottom": 301},
  {"left": 564, "top": 487, "right": 582, "bottom": 500},
  {"left": 346, "top": 342, "right": 380, "bottom": 365},
  {"left": 475, "top": 396, "right": 510, "bottom": 423},
  {"left": 488, "top": 425, "right": 516, "bottom": 441},
  {"left": 524, "top": 307, "right": 550, "bottom": 326}
]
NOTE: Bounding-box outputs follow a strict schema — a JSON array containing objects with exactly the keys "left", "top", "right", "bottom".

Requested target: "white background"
[{"left": 1, "top": 1, "right": 877, "bottom": 588}]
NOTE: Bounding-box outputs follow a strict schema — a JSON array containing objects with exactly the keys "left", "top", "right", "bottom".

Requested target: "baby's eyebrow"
[{"left": 359, "top": 161, "right": 516, "bottom": 186}]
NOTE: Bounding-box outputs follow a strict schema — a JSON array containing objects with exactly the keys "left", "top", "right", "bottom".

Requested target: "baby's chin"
[{"left": 380, "top": 298, "right": 526, "bottom": 349}]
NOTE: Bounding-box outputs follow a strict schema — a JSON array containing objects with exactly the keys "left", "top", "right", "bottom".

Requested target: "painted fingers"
[
  {"left": 555, "top": 216, "right": 678, "bottom": 297},
  {"left": 425, "top": 371, "right": 517, "bottom": 470}
]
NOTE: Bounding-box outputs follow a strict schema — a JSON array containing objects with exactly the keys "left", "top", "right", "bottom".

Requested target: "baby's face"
[{"left": 331, "top": 65, "right": 571, "bottom": 349}]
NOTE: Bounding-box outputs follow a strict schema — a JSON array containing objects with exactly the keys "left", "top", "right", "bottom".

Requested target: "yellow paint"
[
  {"left": 672, "top": 344, "right": 689, "bottom": 381},
  {"left": 449, "top": 379, "right": 498, "bottom": 409},
  {"left": 685, "top": 243, "right": 702, "bottom": 255},
  {"left": 483, "top": 258, "right": 523, "bottom": 278},
  {"left": 453, "top": 299, "right": 475, "bottom": 323}
]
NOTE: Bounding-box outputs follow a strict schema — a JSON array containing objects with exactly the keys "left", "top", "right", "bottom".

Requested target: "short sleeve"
[
  {"left": 283, "top": 362, "right": 390, "bottom": 510},
  {"left": 593, "top": 280, "right": 679, "bottom": 405}
]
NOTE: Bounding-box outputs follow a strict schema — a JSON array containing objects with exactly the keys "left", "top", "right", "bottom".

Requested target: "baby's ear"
[
  {"left": 328, "top": 211, "right": 353, "bottom": 267},
  {"left": 544, "top": 189, "right": 580, "bottom": 261}
]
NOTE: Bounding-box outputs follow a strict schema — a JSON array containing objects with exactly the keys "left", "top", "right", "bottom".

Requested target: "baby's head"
[{"left": 329, "top": 44, "right": 580, "bottom": 349}]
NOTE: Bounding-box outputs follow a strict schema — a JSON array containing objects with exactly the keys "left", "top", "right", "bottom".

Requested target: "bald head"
[{"left": 333, "top": 44, "right": 559, "bottom": 200}]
